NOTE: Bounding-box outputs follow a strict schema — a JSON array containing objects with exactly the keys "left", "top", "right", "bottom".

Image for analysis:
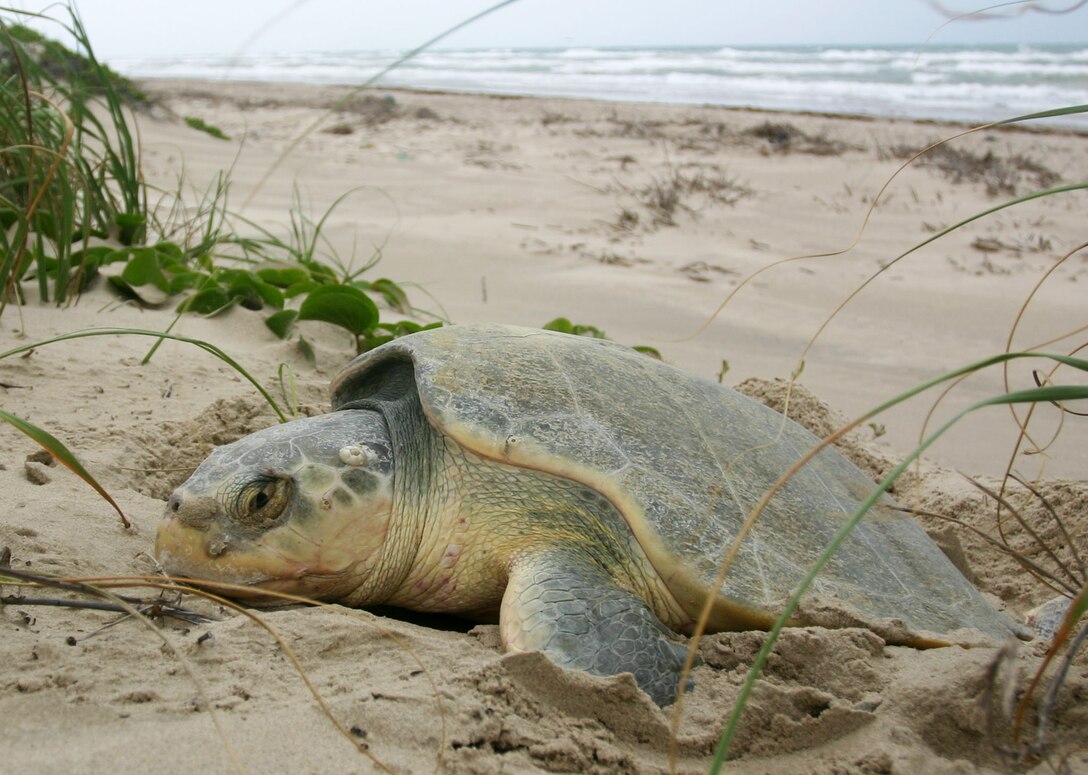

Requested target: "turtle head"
[{"left": 155, "top": 410, "right": 396, "bottom": 604}]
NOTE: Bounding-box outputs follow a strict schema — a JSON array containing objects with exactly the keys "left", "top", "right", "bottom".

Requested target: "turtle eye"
[{"left": 238, "top": 478, "right": 290, "bottom": 527}]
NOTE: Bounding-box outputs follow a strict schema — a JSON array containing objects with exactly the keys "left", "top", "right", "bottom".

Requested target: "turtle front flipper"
[{"left": 501, "top": 550, "right": 692, "bottom": 706}]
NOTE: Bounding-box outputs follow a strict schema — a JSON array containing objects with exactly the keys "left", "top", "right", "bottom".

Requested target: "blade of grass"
[
  {"left": 0, "top": 328, "right": 288, "bottom": 421},
  {"left": 1030, "top": 606, "right": 1088, "bottom": 755},
  {"left": 1015, "top": 580, "right": 1088, "bottom": 743},
  {"left": 0, "top": 406, "right": 129, "bottom": 528}
]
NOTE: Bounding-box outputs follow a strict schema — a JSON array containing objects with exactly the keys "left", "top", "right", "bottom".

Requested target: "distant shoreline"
[
  {"left": 137, "top": 77, "right": 1088, "bottom": 138},
  {"left": 115, "top": 43, "right": 1088, "bottom": 130}
]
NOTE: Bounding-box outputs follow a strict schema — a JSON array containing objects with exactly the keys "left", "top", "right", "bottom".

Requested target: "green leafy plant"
[
  {"left": 542, "top": 316, "right": 607, "bottom": 339},
  {"left": 215, "top": 188, "right": 440, "bottom": 356},
  {"left": 265, "top": 281, "right": 441, "bottom": 357},
  {"left": 543, "top": 316, "right": 662, "bottom": 359}
]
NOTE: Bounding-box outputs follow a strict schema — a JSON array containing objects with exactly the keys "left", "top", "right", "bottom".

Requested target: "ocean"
[{"left": 112, "top": 44, "right": 1088, "bottom": 128}]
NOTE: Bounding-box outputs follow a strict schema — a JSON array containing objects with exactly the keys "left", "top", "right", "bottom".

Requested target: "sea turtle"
[{"left": 156, "top": 323, "right": 1024, "bottom": 705}]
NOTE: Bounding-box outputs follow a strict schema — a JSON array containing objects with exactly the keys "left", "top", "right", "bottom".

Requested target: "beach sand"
[{"left": 0, "top": 80, "right": 1085, "bottom": 773}]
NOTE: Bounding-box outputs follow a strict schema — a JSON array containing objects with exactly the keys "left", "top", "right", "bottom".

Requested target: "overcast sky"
[{"left": 12, "top": 0, "right": 1088, "bottom": 57}]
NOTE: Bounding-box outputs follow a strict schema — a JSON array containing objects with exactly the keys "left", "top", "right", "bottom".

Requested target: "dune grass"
[
  {"left": 0, "top": 9, "right": 143, "bottom": 314},
  {"left": 0, "top": 6, "right": 431, "bottom": 357}
]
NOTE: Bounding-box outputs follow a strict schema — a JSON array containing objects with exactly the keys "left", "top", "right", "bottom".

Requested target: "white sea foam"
[{"left": 112, "top": 44, "right": 1088, "bottom": 128}]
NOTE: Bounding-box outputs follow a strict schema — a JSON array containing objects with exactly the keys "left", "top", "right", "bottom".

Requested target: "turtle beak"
[
  {"left": 156, "top": 488, "right": 231, "bottom": 565},
  {"left": 155, "top": 482, "right": 372, "bottom": 605},
  {"left": 155, "top": 489, "right": 277, "bottom": 592}
]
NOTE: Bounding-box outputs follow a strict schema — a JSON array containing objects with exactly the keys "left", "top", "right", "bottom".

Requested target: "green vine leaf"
[{"left": 298, "top": 285, "right": 379, "bottom": 336}]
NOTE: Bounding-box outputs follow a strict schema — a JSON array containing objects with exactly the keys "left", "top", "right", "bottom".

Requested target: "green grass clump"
[
  {"left": 183, "top": 115, "right": 231, "bottom": 140},
  {"left": 0, "top": 9, "right": 147, "bottom": 311},
  {"left": 0, "top": 21, "right": 147, "bottom": 103},
  {"left": 0, "top": 6, "right": 431, "bottom": 358}
]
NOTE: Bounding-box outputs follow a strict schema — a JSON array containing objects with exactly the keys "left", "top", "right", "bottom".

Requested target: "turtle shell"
[{"left": 330, "top": 323, "right": 1022, "bottom": 643}]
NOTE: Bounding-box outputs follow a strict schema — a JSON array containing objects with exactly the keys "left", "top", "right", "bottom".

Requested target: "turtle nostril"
[{"left": 164, "top": 493, "right": 222, "bottom": 530}]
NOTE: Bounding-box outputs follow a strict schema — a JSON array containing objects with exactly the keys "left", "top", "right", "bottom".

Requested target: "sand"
[{"left": 0, "top": 80, "right": 1085, "bottom": 773}]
